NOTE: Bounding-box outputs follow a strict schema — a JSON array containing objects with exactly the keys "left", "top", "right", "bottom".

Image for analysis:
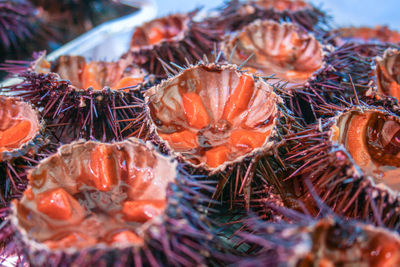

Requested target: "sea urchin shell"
[
  {"left": 11, "top": 138, "right": 177, "bottom": 264},
  {"left": 146, "top": 63, "right": 280, "bottom": 172},
  {"left": 0, "top": 96, "right": 41, "bottom": 161},
  {"left": 239, "top": 214, "right": 400, "bottom": 266},
  {"left": 125, "top": 11, "right": 221, "bottom": 76},
  {"left": 376, "top": 48, "right": 400, "bottom": 100},
  {"left": 4, "top": 53, "right": 148, "bottom": 142},
  {"left": 331, "top": 107, "right": 400, "bottom": 191},
  {"left": 334, "top": 25, "right": 400, "bottom": 46},
  {"left": 222, "top": 20, "right": 324, "bottom": 88}
]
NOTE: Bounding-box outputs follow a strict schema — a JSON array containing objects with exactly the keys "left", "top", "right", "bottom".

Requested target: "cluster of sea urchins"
[{"left": 2, "top": 0, "right": 400, "bottom": 266}]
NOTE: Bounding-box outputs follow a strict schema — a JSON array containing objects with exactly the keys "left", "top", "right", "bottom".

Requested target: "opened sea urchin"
[
  {"left": 146, "top": 63, "right": 280, "bottom": 172},
  {"left": 3, "top": 53, "right": 148, "bottom": 142},
  {"left": 9, "top": 138, "right": 232, "bottom": 266},
  {"left": 0, "top": 96, "right": 45, "bottom": 213},
  {"left": 222, "top": 19, "right": 324, "bottom": 88},
  {"left": 124, "top": 11, "right": 221, "bottom": 76}
]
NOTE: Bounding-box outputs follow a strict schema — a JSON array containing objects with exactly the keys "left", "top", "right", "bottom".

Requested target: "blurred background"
[{"left": 155, "top": 0, "right": 400, "bottom": 29}]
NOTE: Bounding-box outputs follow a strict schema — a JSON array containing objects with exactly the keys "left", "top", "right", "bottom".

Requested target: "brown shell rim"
[
  {"left": 144, "top": 62, "right": 283, "bottom": 174},
  {"left": 9, "top": 138, "right": 178, "bottom": 254}
]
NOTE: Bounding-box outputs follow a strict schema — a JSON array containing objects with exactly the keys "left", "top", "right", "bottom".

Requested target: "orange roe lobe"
[
  {"left": 122, "top": 200, "right": 166, "bottom": 223},
  {"left": 85, "top": 145, "right": 118, "bottom": 191},
  {"left": 222, "top": 75, "right": 255, "bottom": 123},
  {"left": 230, "top": 130, "right": 269, "bottom": 149},
  {"left": 159, "top": 130, "right": 198, "bottom": 150},
  {"left": 82, "top": 62, "right": 102, "bottom": 90},
  {"left": 110, "top": 230, "right": 143, "bottom": 245},
  {"left": 389, "top": 82, "right": 400, "bottom": 100},
  {"left": 25, "top": 187, "right": 34, "bottom": 201},
  {"left": 36, "top": 188, "right": 85, "bottom": 221},
  {"left": 343, "top": 113, "right": 370, "bottom": 168},
  {"left": 182, "top": 92, "right": 210, "bottom": 129},
  {"left": 112, "top": 77, "right": 144, "bottom": 91},
  {"left": 0, "top": 120, "right": 31, "bottom": 148},
  {"left": 148, "top": 27, "right": 165, "bottom": 45},
  {"left": 205, "top": 146, "right": 230, "bottom": 168}
]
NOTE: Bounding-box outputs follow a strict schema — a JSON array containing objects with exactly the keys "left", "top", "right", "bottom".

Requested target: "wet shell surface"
[
  {"left": 376, "top": 48, "right": 400, "bottom": 100},
  {"left": 331, "top": 107, "right": 400, "bottom": 193},
  {"left": 11, "top": 138, "right": 177, "bottom": 253},
  {"left": 146, "top": 63, "right": 280, "bottom": 172},
  {"left": 222, "top": 20, "right": 324, "bottom": 88},
  {"left": 0, "top": 96, "right": 41, "bottom": 161}
]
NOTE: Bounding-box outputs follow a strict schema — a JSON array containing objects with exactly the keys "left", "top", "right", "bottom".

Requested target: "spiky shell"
[
  {"left": 142, "top": 61, "right": 303, "bottom": 212},
  {"left": 145, "top": 63, "right": 280, "bottom": 173},
  {"left": 2, "top": 53, "right": 151, "bottom": 142},
  {"left": 333, "top": 25, "right": 400, "bottom": 46},
  {"left": 124, "top": 11, "right": 221, "bottom": 77},
  {"left": 221, "top": 19, "right": 325, "bottom": 89},
  {"left": 237, "top": 213, "right": 400, "bottom": 266},
  {"left": 0, "top": 96, "right": 47, "bottom": 215},
  {"left": 212, "top": 0, "right": 329, "bottom": 34},
  {"left": 280, "top": 102, "right": 400, "bottom": 229},
  {"left": 375, "top": 48, "right": 400, "bottom": 100},
  {"left": 0, "top": 0, "right": 39, "bottom": 51},
  {"left": 288, "top": 42, "right": 393, "bottom": 124},
  {"left": 7, "top": 138, "right": 235, "bottom": 266}
]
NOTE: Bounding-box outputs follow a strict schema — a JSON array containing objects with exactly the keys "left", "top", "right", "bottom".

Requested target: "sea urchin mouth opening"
[
  {"left": 376, "top": 48, "right": 400, "bottom": 100},
  {"left": 130, "top": 14, "right": 188, "bottom": 49},
  {"left": 331, "top": 108, "right": 400, "bottom": 190},
  {"left": 146, "top": 64, "right": 280, "bottom": 171},
  {"left": 0, "top": 96, "right": 40, "bottom": 157},
  {"left": 222, "top": 20, "right": 324, "bottom": 88},
  {"left": 35, "top": 54, "right": 146, "bottom": 91},
  {"left": 12, "top": 138, "right": 177, "bottom": 250}
]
